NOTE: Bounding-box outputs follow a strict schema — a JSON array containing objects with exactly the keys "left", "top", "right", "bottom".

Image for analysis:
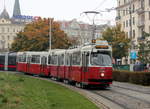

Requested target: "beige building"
[
  {"left": 0, "top": 0, "right": 26, "bottom": 52},
  {"left": 116, "top": 0, "right": 150, "bottom": 64},
  {"left": 0, "top": 17, "right": 24, "bottom": 51}
]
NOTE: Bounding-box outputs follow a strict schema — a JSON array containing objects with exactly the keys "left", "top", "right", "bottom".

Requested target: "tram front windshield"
[{"left": 90, "top": 52, "right": 112, "bottom": 66}]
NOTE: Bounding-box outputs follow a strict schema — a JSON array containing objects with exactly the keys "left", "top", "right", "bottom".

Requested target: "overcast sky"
[{"left": 0, "top": 0, "right": 117, "bottom": 25}]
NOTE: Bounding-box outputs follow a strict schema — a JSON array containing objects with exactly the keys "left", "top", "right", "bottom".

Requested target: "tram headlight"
[{"left": 101, "top": 73, "right": 105, "bottom": 77}]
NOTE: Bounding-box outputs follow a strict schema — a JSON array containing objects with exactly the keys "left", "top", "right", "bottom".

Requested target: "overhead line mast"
[{"left": 81, "top": 11, "right": 101, "bottom": 40}]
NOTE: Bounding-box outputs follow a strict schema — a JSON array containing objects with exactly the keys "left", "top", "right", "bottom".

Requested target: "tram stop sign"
[{"left": 130, "top": 51, "right": 137, "bottom": 59}]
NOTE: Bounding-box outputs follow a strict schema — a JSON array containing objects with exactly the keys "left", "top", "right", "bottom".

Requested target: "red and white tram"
[
  {"left": 48, "top": 40, "right": 113, "bottom": 87},
  {"left": 72, "top": 41, "right": 111, "bottom": 87},
  {"left": 17, "top": 52, "right": 49, "bottom": 76},
  {"left": 16, "top": 40, "right": 112, "bottom": 88},
  {"left": 0, "top": 52, "right": 17, "bottom": 71}
]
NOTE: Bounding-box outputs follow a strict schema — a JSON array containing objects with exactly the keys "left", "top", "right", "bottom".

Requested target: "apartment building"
[
  {"left": 59, "top": 19, "right": 110, "bottom": 45},
  {"left": 116, "top": 0, "right": 150, "bottom": 64}
]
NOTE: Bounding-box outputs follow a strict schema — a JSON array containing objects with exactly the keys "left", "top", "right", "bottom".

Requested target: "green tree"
[
  {"left": 102, "top": 24, "right": 130, "bottom": 60},
  {"left": 10, "top": 18, "right": 73, "bottom": 51},
  {"left": 138, "top": 32, "right": 150, "bottom": 64}
]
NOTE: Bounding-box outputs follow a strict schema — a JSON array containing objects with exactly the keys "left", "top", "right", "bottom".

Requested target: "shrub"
[{"left": 113, "top": 70, "right": 150, "bottom": 86}]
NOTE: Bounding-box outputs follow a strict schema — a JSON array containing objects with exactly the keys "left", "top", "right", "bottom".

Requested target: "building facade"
[
  {"left": 116, "top": 0, "right": 150, "bottom": 64},
  {"left": 0, "top": 18, "right": 24, "bottom": 51},
  {"left": 59, "top": 19, "right": 110, "bottom": 45},
  {"left": 0, "top": 0, "right": 25, "bottom": 52}
]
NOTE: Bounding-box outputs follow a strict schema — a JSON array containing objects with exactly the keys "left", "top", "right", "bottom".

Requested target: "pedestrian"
[{"left": 147, "top": 63, "right": 150, "bottom": 71}]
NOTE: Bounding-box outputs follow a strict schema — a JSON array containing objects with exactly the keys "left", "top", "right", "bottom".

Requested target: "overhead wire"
[{"left": 93, "top": 0, "right": 107, "bottom": 11}]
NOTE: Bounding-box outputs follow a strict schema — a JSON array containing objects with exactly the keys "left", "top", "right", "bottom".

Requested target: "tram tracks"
[
  {"left": 112, "top": 82, "right": 150, "bottom": 94},
  {"left": 91, "top": 83, "right": 150, "bottom": 109},
  {"left": 92, "top": 89, "right": 150, "bottom": 109}
]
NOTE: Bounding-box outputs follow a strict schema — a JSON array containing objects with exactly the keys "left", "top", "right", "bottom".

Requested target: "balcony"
[
  {"left": 137, "top": 20, "right": 145, "bottom": 27},
  {"left": 137, "top": 4, "right": 145, "bottom": 14}
]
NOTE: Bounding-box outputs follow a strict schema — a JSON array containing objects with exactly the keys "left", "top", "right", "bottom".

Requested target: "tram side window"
[
  {"left": 8, "top": 56, "right": 16, "bottom": 65},
  {"left": 18, "top": 56, "right": 22, "bottom": 62},
  {"left": 51, "top": 55, "right": 57, "bottom": 65},
  {"left": 72, "top": 52, "right": 81, "bottom": 65},
  {"left": 18, "top": 55, "right": 26, "bottom": 62},
  {"left": 0, "top": 56, "right": 5, "bottom": 64},
  {"left": 18, "top": 55, "right": 22, "bottom": 62},
  {"left": 22, "top": 55, "right": 26, "bottom": 62},
  {"left": 31, "top": 55, "right": 40, "bottom": 64}
]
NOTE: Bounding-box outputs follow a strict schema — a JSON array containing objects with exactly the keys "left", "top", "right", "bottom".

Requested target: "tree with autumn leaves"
[
  {"left": 10, "top": 18, "right": 74, "bottom": 51},
  {"left": 102, "top": 25, "right": 130, "bottom": 61},
  {"left": 137, "top": 32, "right": 150, "bottom": 64}
]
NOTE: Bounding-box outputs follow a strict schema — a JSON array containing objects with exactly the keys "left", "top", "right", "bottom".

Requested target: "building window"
[
  {"left": 123, "top": 10, "right": 125, "bottom": 16},
  {"left": 7, "top": 28, "right": 9, "bottom": 32},
  {"left": 8, "top": 36, "right": 10, "bottom": 40},
  {"left": 124, "top": 0, "right": 126, "bottom": 4},
  {"left": 149, "top": 26, "right": 150, "bottom": 33},
  {"left": 2, "top": 36, "right": 4, "bottom": 40},
  {"left": 129, "top": 19, "right": 131, "bottom": 26},
  {"left": 149, "top": 0, "right": 150, "bottom": 6},
  {"left": 133, "top": 17, "right": 135, "bottom": 25},
  {"left": 118, "top": 10, "right": 120, "bottom": 17},
  {"left": 133, "top": 4, "right": 135, "bottom": 13},
  {"left": 126, "top": 8, "right": 128, "bottom": 15},
  {"left": 133, "top": 30, "right": 135, "bottom": 38},
  {"left": 149, "top": 12, "right": 150, "bottom": 20},
  {"left": 2, "top": 27, "right": 4, "bottom": 33},
  {"left": 129, "top": 31, "right": 132, "bottom": 38},
  {"left": 126, "top": 20, "right": 128, "bottom": 27},
  {"left": 123, "top": 21, "right": 125, "bottom": 28},
  {"left": 13, "top": 28, "right": 15, "bottom": 32}
]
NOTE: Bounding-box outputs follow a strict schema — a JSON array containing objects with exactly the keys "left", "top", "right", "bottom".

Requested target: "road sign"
[{"left": 130, "top": 51, "right": 137, "bottom": 59}]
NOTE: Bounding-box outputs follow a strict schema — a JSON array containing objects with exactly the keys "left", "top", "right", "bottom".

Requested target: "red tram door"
[
  {"left": 40, "top": 56, "right": 48, "bottom": 76},
  {"left": 81, "top": 53, "right": 89, "bottom": 82},
  {"left": 26, "top": 56, "right": 31, "bottom": 73}
]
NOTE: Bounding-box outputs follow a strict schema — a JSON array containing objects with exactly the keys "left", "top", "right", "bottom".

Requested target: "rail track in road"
[
  {"left": 92, "top": 89, "right": 150, "bottom": 109},
  {"left": 2, "top": 71, "right": 150, "bottom": 109},
  {"left": 91, "top": 83, "right": 150, "bottom": 109},
  {"left": 112, "top": 82, "right": 150, "bottom": 94}
]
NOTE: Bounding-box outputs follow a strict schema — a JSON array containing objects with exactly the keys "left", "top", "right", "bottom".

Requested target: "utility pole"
[
  {"left": 129, "top": 0, "right": 133, "bottom": 64},
  {"left": 49, "top": 18, "right": 52, "bottom": 51},
  {"left": 81, "top": 11, "right": 100, "bottom": 40},
  {"left": 129, "top": 0, "right": 134, "bottom": 71}
]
